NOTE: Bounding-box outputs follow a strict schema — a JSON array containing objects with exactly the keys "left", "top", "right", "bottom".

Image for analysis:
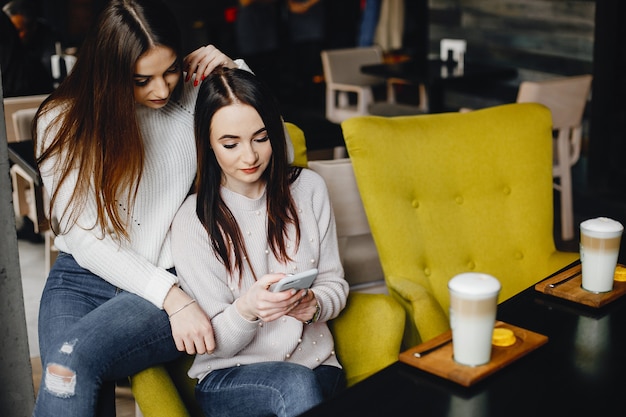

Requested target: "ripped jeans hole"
[
  {"left": 44, "top": 365, "right": 77, "bottom": 398},
  {"left": 60, "top": 339, "right": 78, "bottom": 355}
]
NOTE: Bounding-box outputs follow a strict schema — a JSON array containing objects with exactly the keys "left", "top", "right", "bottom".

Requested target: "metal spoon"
[
  {"left": 548, "top": 271, "right": 582, "bottom": 288},
  {"left": 413, "top": 339, "right": 452, "bottom": 358}
]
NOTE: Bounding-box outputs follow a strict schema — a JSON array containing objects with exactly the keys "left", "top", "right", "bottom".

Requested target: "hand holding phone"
[{"left": 269, "top": 268, "right": 318, "bottom": 292}]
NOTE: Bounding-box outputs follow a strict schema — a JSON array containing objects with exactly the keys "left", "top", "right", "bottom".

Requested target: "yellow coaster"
[
  {"left": 492, "top": 328, "right": 516, "bottom": 347},
  {"left": 615, "top": 265, "right": 626, "bottom": 282}
]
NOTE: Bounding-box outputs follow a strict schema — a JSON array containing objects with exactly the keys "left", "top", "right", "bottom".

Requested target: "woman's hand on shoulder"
[
  {"left": 183, "top": 45, "right": 236, "bottom": 84},
  {"left": 165, "top": 286, "right": 215, "bottom": 355}
]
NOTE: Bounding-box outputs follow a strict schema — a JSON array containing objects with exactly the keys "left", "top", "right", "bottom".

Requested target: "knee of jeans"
[
  {"left": 44, "top": 363, "right": 77, "bottom": 398},
  {"left": 43, "top": 340, "right": 79, "bottom": 398}
]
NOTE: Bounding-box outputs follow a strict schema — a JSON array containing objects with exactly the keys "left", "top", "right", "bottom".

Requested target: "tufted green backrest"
[{"left": 341, "top": 103, "right": 578, "bottom": 347}]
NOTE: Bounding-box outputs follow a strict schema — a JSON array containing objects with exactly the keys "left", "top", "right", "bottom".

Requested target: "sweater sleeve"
[
  {"left": 300, "top": 170, "right": 349, "bottom": 322},
  {"left": 36, "top": 109, "right": 177, "bottom": 309}
]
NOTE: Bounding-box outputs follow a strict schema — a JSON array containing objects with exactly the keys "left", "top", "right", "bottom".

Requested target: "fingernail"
[
  {"left": 201, "top": 74, "right": 206, "bottom": 81},
  {"left": 194, "top": 79, "right": 198, "bottom": 87}
]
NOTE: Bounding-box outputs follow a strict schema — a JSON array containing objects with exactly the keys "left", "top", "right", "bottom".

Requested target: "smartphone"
[{"left": 269, "top": 268, "right": 318, "bottom": 293}]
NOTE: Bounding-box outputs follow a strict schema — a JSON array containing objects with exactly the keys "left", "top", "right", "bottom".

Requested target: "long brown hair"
[
  {"left": 194, "top": 67, "right": 302, "bottom": 282},
  {"left": 34, "top": 0, "right": 183, "bottom": 240}
]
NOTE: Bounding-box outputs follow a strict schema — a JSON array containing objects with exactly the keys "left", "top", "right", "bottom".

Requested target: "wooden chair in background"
[
  {"left": 4, "top": 95, "right": 58, "bottom": 274},
  {"left": 320, "top": 46, "right": 427, "bottom": 158},
  {"left": 3, "top": 94, "right": 48, "bottom": 143},
  {"left": 516, "top": 74, "right": 593, "bottom": 241},
  {"left": 320, "top": 46, "right": 384, "bottom": 125}
]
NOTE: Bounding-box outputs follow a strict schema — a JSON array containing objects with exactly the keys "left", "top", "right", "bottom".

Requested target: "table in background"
[
  {"left": 361, "top": 59, "right": 518, "bottom": 113},
  {"left": 301, "top": 260, "right": 626, "bottom": 416}
]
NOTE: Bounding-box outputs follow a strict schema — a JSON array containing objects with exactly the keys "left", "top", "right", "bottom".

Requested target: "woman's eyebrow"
[
  {"left": 134, "top": 59, "right": 178, "bottom": 78},
  {"left": 218, "top": 127, "right": 266, "bottom": 141},
  {"left": 218, "top": 134, "right": 240, "bottom": 140}
]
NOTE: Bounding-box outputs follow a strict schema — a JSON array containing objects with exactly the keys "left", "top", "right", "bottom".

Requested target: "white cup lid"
[
  {"left": 448, "top": 272, "right": 501, "bottom": 297},
  {"left": 580, "top": 217, "right": 624, "bottom": 237}
]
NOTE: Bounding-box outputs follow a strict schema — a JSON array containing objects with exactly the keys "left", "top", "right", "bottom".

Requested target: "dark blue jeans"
[
  {"left": 33, "top": 252, "right": 181, "bottom": 417},
  {"left": 195, "top": 362, "right": 345, "bottom": 417}
]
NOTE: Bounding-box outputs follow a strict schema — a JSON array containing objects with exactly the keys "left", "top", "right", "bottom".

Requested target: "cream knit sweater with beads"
[{"left": 171, "top": 169, "right": 348, "bottom": 382}]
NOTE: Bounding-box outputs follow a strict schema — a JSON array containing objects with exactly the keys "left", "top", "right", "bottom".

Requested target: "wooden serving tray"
[
  {"left": 534, "top": 263, "right": 626, "bottom": 308},
  {"left": 399, "top": 321, "right": 548, "bottom": 387}
]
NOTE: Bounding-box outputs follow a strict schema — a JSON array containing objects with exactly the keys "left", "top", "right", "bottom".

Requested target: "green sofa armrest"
[
  {"left": 131, "top": 364, "right": 191, "bottom": 417},
  {"left": 329, "top": 292, "right": 404, "bottom": 387},
  {"left": 387, "top": 275, "right": 450, "bottom": 348},
  {"left": 131, "top": 355, "right": 201, "bottom": 417}
]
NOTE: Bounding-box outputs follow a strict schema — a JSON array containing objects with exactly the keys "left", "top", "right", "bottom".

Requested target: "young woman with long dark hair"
[
  {"left": 32, "top": 1, "right": 250, "bottom": 415},
  {"left": 171, "top": 67, "right": 348, "bottom": 417}
]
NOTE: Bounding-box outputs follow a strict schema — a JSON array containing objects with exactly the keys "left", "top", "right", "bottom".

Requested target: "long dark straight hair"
[
  {"left": 34, "top": 0, "right": 183, "bottom": 240},
  {"left": 194, "top": 67, "right": 302, "bottom": 282}
]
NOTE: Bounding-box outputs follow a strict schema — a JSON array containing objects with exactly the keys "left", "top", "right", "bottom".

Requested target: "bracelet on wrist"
[
  {"left": 305, "top": 301, "right": 321, "bottom": 325},
  {"left": 168, "top": 299, "right": 196, "bottom": 319}
]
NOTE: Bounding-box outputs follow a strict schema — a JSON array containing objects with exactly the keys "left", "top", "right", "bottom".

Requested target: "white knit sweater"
[
  {"left": 171, "top": 169, "right": 348, "bottom": 382},
  {"left": 37, "top": 82, "right": 200, "bottom": 308}
]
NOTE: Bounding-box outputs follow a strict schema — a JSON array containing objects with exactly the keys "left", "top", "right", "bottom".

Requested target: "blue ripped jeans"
[
  {"left": 195, "top": 362, "right": 346, "bottom": 417},
  {"left": 32, "top": 252, "right": 182, "bottom": 417}
]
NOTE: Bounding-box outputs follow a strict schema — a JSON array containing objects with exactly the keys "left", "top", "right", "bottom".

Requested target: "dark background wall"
[
  {"left": 428, "top": 0, "right": 595, "bottom": 108},
  {"left": 429, "top": 0, "right": 594, "bottom": 77},
  {"left": 3, "top": 0, "right": 624, "bottom": 202},
  {"left": 588, "top": 0, "right": 626, "bottom": 199}
]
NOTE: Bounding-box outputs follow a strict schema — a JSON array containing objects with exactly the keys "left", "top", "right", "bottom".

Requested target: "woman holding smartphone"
[{"left": 171, "top": 67, "right": 349, "bottom": 417}]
